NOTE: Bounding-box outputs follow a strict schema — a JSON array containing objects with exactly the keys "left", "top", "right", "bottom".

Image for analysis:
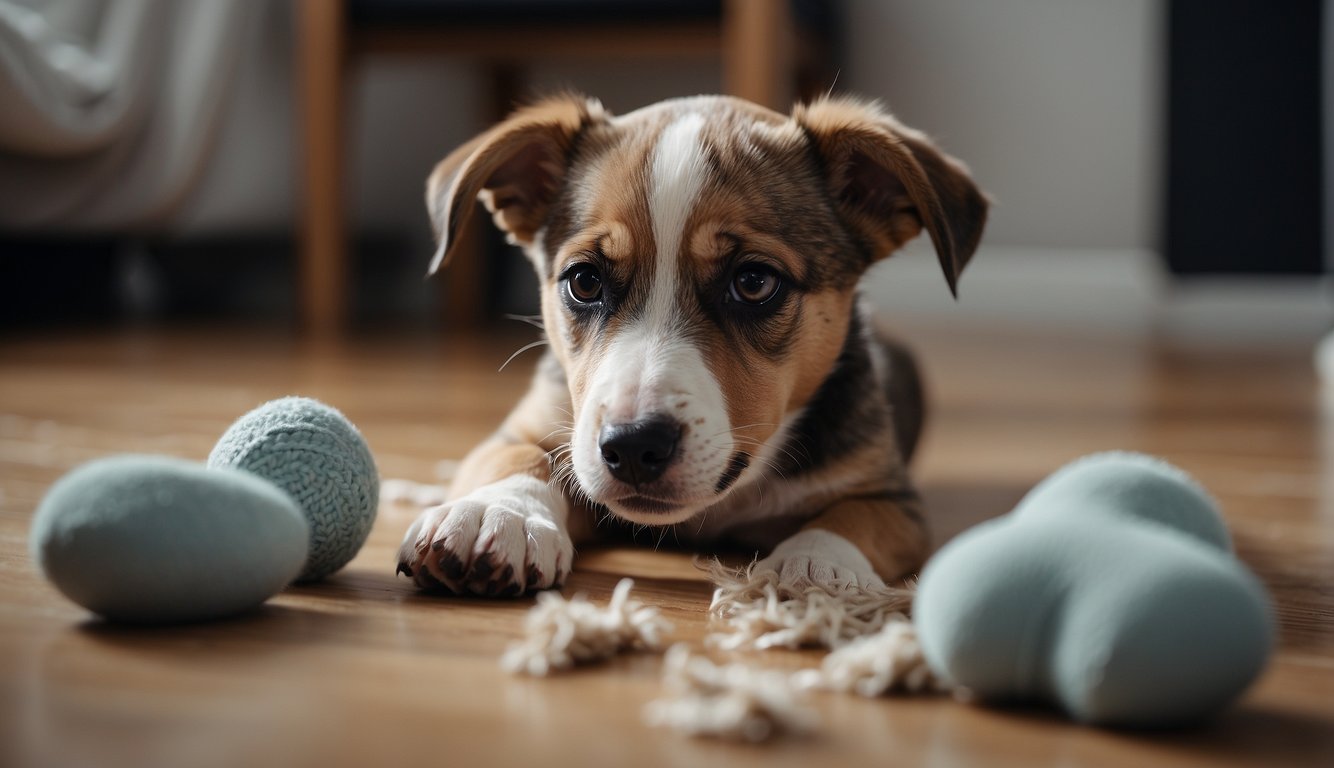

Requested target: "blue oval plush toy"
[
  {"left": 915, "top": 452, "right": 1274, "bottom": 728},
  {"left": 31, "top": 397, "right": 379, "bottom": 623},
  {"left": 30, "top": 456, "right": 309, "bottom": 624}
]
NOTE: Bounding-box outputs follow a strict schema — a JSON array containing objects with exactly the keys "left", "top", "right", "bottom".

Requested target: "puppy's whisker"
[
  {"left": 503, "top": 313, "right": 546, "bottom": 330},
  {"left": 706, "top": 423, "right": 804, "bottom": 475},
  {"left": 824, "top": 68, "right": 841, "bottom": 99},
  {"left": 720, "top": 440, "right": 787, "bottom": 483},
  {"left": 725, "top": 422, "right": 780, "bottom": 433},
  {"left": 732, "top": 429, "right": 808, "bottom": 472},
  {"left": 725, "top": 434, "right": 796, "bottom": 476},
  {"left": 498, "top": 339, "right": 549, "bottom": 372},
  {"left": 540, "top": 426, "right": 574, "bottom": 444},
  {"left": 705, "top": 422, "right": 780, "bottom": 442}
]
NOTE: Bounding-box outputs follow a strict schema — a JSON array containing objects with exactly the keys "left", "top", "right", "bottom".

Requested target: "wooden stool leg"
[
  {"left": 722, "top": 0, "right": 796, "bottom": 111},
  {"left": 296, "top": 0, "right": 347, "bottom": 338}
]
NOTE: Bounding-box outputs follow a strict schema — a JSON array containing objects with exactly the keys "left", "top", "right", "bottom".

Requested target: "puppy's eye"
[
  {"left": 565, "top": 265, "right": 603, "bottom": 303},
  {"left": 729, "top": 265, "right": 782, "bottom": 305}
]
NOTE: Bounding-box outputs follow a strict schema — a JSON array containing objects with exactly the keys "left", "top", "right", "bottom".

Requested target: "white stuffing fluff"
[
  {"left": 643, "top": 645, "right": 818, "bottom": 742},
  {"left": 793, "top": 619, "right": 946, "bottom": 697},
  {"left": 382, "top": 462, "right": 459, "bottom": 507},
  {"left": 705, "top": 560, "right": 917, "bottom": 651},
  {"left": 501, "top": 565, "right": 944, "bottom": 742},
  {"left": 380, "top": 478, "right": 449, "bottom": 507},
  {"left": 500, "top": 578, "right": 672, "bottom": 676}
]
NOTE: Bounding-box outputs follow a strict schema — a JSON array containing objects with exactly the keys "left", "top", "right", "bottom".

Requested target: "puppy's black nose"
[{"left": 599, "top": 417, "right": 681, "bottom": 486}]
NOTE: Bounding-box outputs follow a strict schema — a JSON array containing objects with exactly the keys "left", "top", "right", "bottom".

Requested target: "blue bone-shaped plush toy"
[{"left": 914, "top": 452, "right": 1274, "bottom": 727}]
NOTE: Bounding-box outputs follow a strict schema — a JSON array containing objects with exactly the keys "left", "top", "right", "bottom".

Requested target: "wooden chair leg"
[
  {"left": 439, "top": 63, "right": 522, "bottom": 330},
  {"left": 296, "top": 0, "right": 347, "bottom": 339},
  {"left": 722, "top": 0, "right": 796, "bottom": 111}
]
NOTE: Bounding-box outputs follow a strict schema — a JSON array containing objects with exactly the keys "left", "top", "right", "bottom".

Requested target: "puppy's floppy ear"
[
  {"left": 425, "top": 93, "right": 608, "bottom": 274},
  {"left": 794, "top": 97, "right": 988, "bottom": 296}
]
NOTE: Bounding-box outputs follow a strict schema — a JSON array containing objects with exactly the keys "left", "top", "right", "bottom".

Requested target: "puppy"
[{"left": 396, "top": 93, "right": 987, "bottom": 596}]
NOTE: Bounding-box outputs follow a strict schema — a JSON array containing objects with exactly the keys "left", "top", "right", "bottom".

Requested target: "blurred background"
[{"left": 0, "top": 0, "right": 1327, "bottom": 344}]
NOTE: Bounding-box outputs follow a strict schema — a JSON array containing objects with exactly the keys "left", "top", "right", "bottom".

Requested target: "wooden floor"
[{"left": 1, "top": 319, "right": 1332, "bottom": 768}]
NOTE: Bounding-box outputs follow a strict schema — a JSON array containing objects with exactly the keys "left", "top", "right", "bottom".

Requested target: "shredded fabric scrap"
[
  {"left": 793, "top": 618, "right": 946, "bottom": 696},
  {"left": 382, "top": 462, "right": 458, "bottom": 507},
  {"left": 501, "top": 578, "right": 672, "bottom": 676},
  {"left": 643, "top": 645, "right": 818, "bottom": 742},
  {"left": 704, "top": 560, "right": 917, "bottom": 650},
  {"left": 380, "top": 478, "right": 449, "bottom": 507}
]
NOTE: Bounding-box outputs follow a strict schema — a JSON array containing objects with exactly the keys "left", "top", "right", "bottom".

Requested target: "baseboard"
[{"left": 861, "top": 241, "right": 1331, "bottom": 343}]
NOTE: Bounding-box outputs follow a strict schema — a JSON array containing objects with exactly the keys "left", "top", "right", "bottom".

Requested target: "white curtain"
[{"left": 0, "top": 0, "right": 251, "bottom": 230}]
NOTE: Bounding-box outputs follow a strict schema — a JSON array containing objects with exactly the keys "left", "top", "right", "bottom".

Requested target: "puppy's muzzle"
[{"left": 598, "top": 416, "right": 681, "bottom": 486}]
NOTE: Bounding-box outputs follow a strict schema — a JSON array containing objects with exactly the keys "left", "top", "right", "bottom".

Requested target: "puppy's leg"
[
  {"left": 755, "top": 493, "right": 928, "bottom": 589},
  {"left": 756, "top": 490, "right": 928, "bottom": 589},
  {"left": 397, "top": 359, "right": 575, "bottom": 596},
  {"left": 758, "top": 329, "right": 930, "bottom": 589}
]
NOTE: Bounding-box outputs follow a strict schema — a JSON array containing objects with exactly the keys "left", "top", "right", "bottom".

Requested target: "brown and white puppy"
[{"left": 396, "top": 93, "right": 987, "bottom": 596}]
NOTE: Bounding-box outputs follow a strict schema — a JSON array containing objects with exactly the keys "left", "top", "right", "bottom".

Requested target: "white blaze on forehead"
[
  {"left": 646, "top": 112, "right": 709, "bottom": 326},
  {"left": 566, "top": 110, "right": 734, "bottom": 517}
]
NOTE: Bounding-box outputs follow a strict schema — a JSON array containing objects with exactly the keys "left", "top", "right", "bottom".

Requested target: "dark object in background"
[
  {"left": 1165, "top": 0, "right": 1324, "bottom": 275},
  {"left": 347, "top": 0, "right": 835, "bottom": 40},
  {"left": 0, "top": 240, "right": 120, "bottom": 329},
  {"left": 0, "top": 234, "right": 423, "bottom": 331}
]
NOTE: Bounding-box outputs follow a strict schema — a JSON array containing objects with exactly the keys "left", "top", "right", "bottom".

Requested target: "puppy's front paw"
[
  {"left": 755, "top": 529, "right": 885, "bottom": 590},
  {"left": 396, "top": 475, "right": 572, "bottom": 597}
]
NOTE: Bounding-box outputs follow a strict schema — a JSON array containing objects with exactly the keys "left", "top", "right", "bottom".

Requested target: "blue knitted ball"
[{"left": 208, "top": 397, "right": 379, "bottom": 581}]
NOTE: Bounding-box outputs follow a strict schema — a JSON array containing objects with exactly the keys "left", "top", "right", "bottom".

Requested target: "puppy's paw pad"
[
  {"left": 756, "top": 530, "right": 885, "bottom": 591},
  {"left": 395, "top": 475, "right": 571, "bottom": 597},
  {"left": 765, "top": 556, "right": 860, "bottom": 589}
]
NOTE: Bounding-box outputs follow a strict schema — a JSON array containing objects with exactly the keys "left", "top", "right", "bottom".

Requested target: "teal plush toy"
[
  {"left": 29, "top": 456, "right": 309, "bottom": 624},
  {"left": 914, "top": 452, "right": 1274, "bottom": 727},
  {"left": 30, "top": 397, "right": 378, "bottom": 623},
  {"left": 209, "top": 397, "right": 379, "bottom": 581}
]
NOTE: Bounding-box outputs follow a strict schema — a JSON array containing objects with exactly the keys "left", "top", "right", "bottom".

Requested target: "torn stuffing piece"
[
  {"left": 794, "top": 618, "right": 947, "bottom": 696},
  {"left": 705, "top": 560, "right": 917, "bottom": 651},
  {"left": 501, "top": 578, "right": 672, "bottom": 676},
  {"left": 644, "top": 644, "right": 818, "bottom": 742}
]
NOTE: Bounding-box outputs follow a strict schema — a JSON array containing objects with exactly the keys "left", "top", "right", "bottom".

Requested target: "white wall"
[{"left": 843, "top": 0, "right": 1163, "bottom": 250}]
